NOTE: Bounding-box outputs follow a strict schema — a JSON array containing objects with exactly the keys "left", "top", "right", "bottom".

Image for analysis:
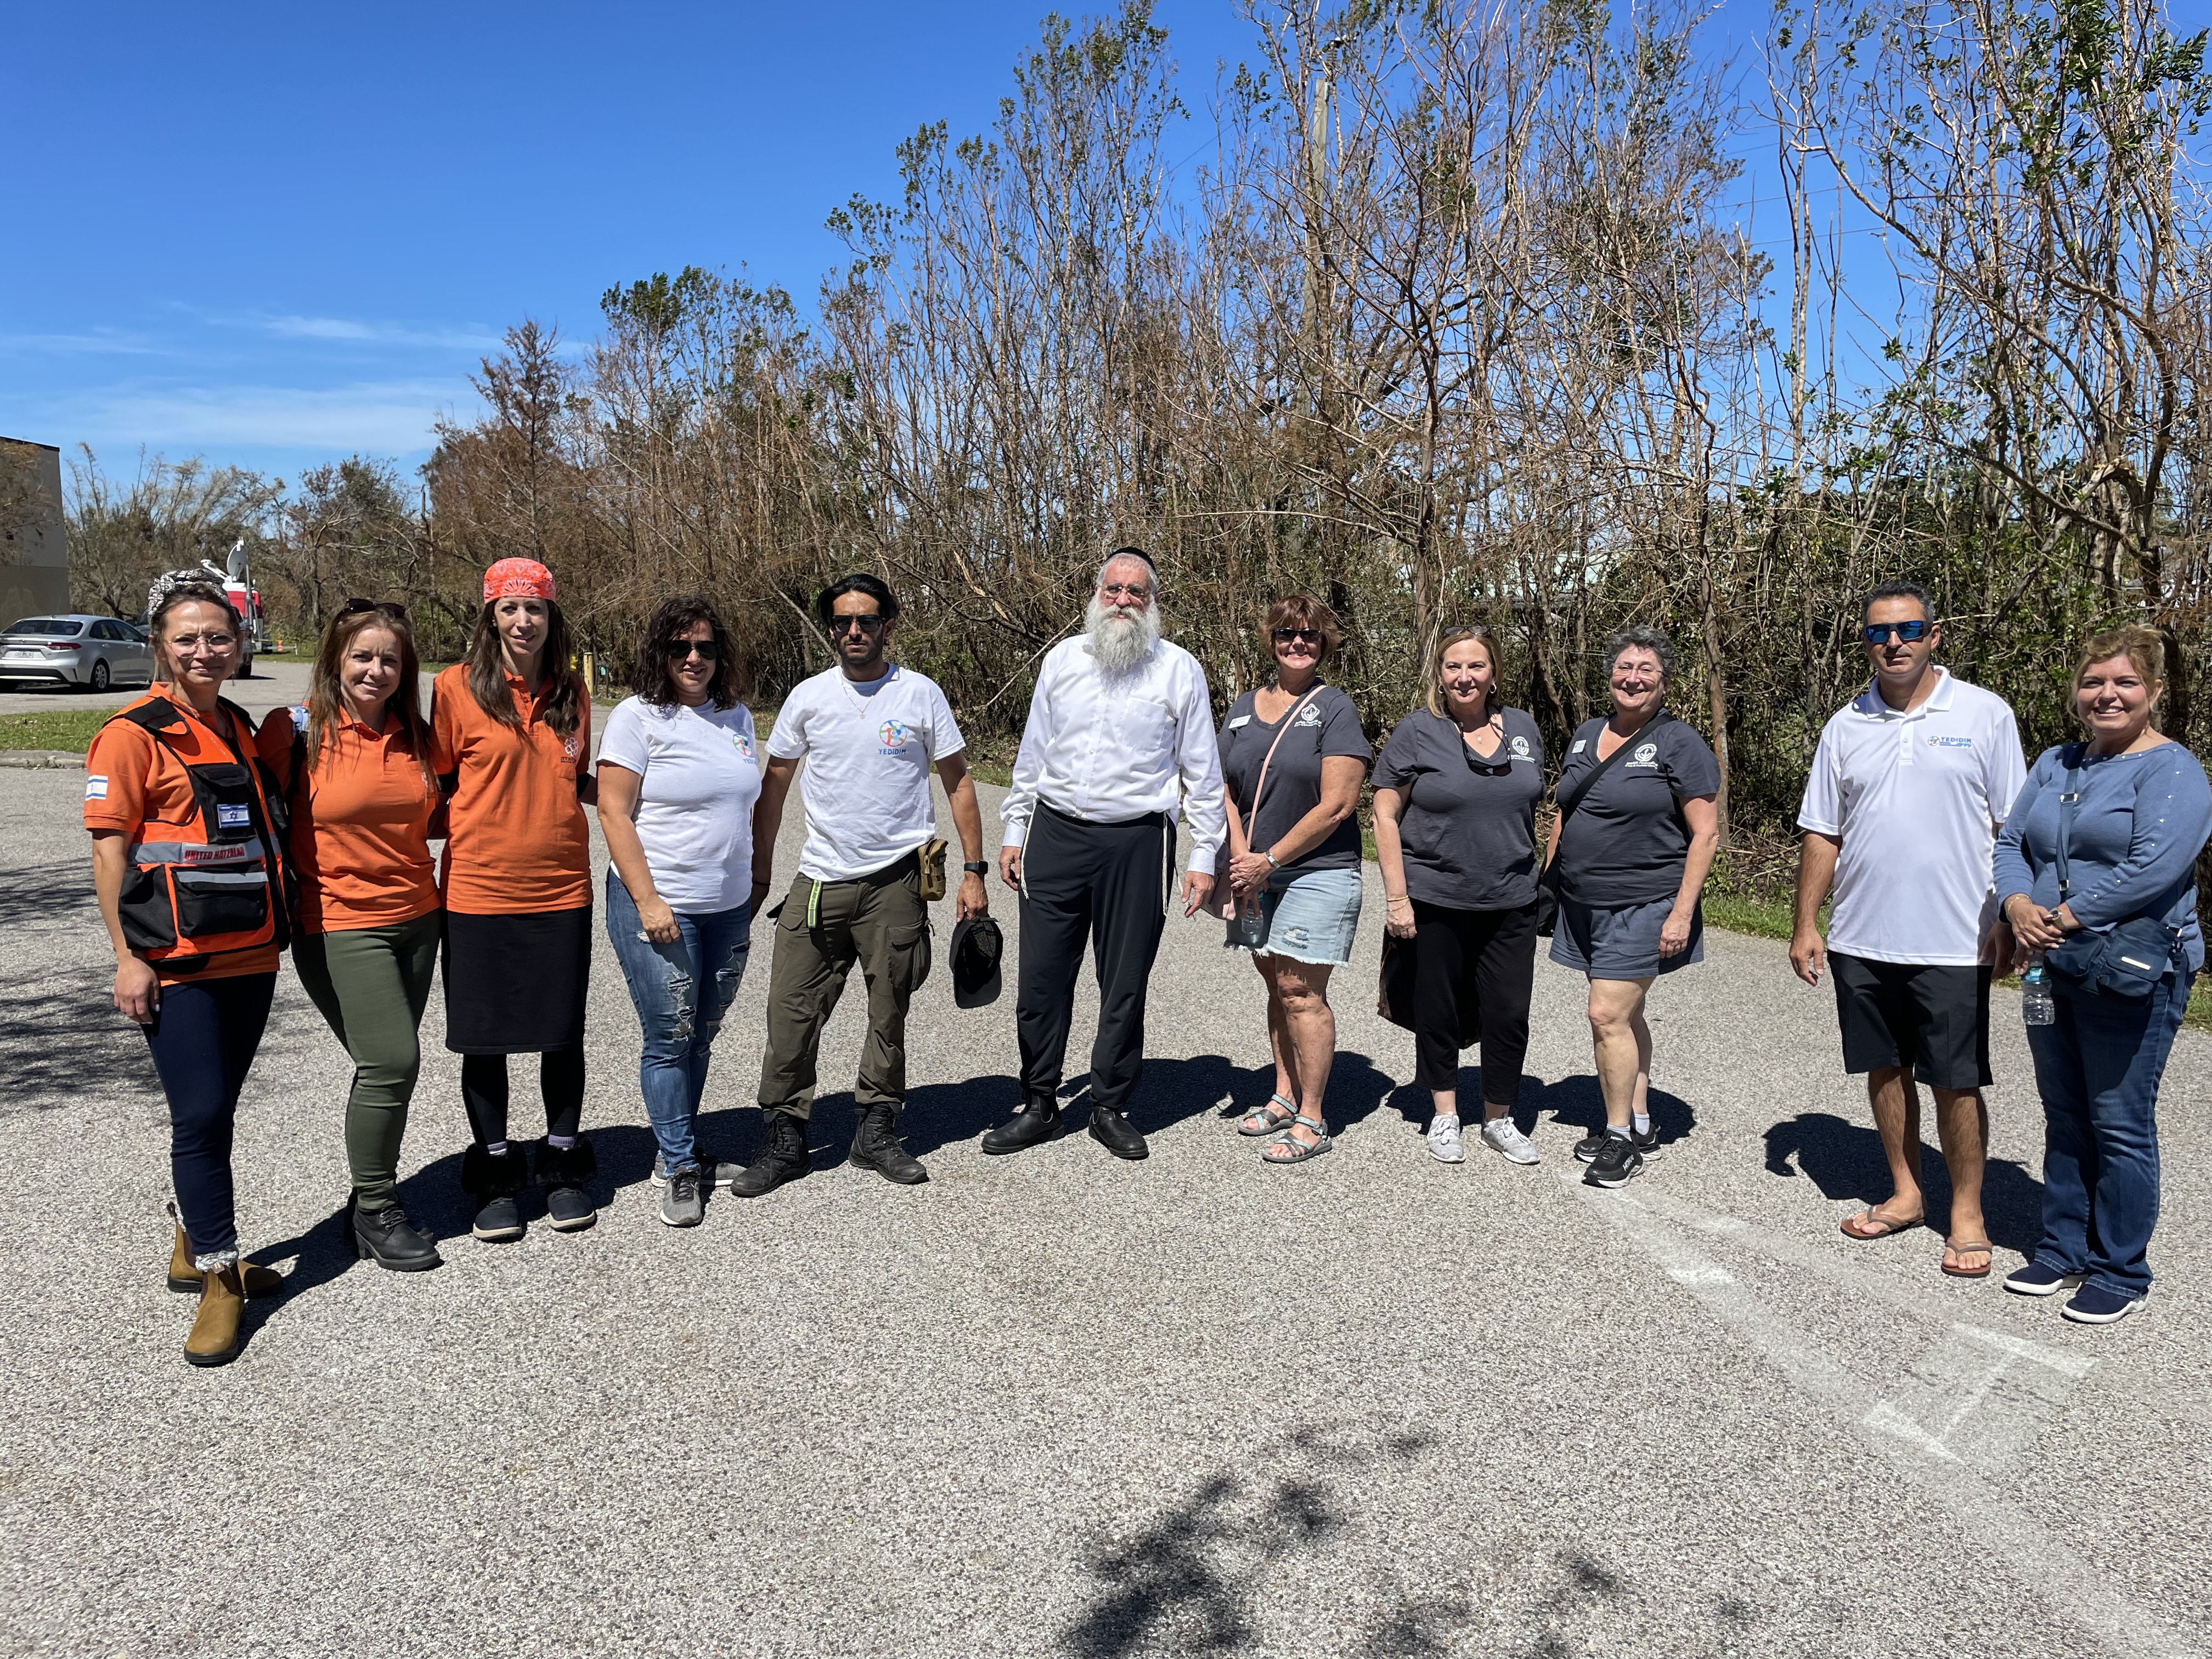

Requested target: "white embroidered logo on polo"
[
  {"left": 1627, "top": 742, "right": 1660, "bottom": 769},
  {"left": 1511, "top": 735, "right": 1532, "bottom": 760}
]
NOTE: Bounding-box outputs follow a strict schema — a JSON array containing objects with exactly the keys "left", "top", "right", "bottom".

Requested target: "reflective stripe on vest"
[{"left": 127, "top": 840, "right": 259, "bottom": 867}]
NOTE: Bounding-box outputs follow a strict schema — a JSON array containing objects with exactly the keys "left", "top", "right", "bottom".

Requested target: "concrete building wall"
[{"left": 0, "top": 437, "right": 70, "bottom": 622}]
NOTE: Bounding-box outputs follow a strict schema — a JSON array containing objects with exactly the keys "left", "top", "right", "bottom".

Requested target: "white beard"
[{"left": 1084, "top": 596, "right": 1161, "bottom": 675}]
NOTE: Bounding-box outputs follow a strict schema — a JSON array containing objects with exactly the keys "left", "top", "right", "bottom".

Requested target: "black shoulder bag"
[
  {"left": 1534, "top": 713, "right": 1670, "bottom": 938},
  {"left": 2044, "top": 747, "right": 2185, "bottom": 1000}
]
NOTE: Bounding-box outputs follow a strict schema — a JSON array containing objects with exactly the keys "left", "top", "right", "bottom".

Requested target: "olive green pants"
[
  {"left": 292, "top": 911, "right": 442, "bottom": 1210},
  {"left": 755, "top": 859, "right": 928, "bottom": 1119}
]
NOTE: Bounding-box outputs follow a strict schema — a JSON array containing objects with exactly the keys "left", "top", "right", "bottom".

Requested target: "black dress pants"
[
  {"left": 1411, "top": 899, "right": 1538, "bottom": 1102},
  {"left": 1016, "top": 803, "right": 1173, "bottom": 1113}
]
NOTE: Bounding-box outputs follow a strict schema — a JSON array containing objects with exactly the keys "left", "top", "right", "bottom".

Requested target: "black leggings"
[
  {"left": 1412, "top": 900, "right": 1538, "bottom": 1102},
  {"left": 461, "top": 1047, "right": 585, "bottom": 1147}
]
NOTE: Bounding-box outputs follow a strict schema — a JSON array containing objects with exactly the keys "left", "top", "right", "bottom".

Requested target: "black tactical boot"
[
  {"left": 849, "top": 1101, "right": 928, "bottom": 1186},
  {"left": 731, "top": 1110, "right": 811, "bottom": 1198}
]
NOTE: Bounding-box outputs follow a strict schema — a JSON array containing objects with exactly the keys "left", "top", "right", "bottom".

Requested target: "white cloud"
[
  {"left": 0, "top": 330, "right": 170, "bottom": 357},
  {"left": 259, "top": 314, "right": 501, "bottom": 351},
  {"left": 53, "top": 379, "right": 487, "bottom": 455}
]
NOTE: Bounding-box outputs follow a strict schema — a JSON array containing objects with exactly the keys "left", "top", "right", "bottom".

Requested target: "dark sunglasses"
[
  {"left": 667, "top": 639, "right": 720, "bottom": 661},
  {"left": 830, "top": 614, "right": 887, "bottom": 636},
  {"left": 1272, "top": 628, "right": 1323, "bottom": 646},
  {"left": 341, "top": 598, "right": 409, "bottom": 620},
  {"left": 1863, "top": 619, "right": 1931, "bottom": 644}
]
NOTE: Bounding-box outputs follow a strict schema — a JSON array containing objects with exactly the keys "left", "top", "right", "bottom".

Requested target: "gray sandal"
[
  {"left": 1238, "top": 1093, "right": 1298, "bottom": 1137},
  {"left": 1262, "top": 1113, "right": 1333, "bottom": 1164}
]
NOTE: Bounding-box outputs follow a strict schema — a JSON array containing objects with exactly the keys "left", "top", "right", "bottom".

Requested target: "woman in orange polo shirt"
[
  {"left": 432, "top": 558, "right": 598, "bottom": 1244},
  {"left": 257, "top": 601, "right": 443, "bottom": 1273},
  {"left": 84, "top": 580, "right": 290, "bottom": 1367}
]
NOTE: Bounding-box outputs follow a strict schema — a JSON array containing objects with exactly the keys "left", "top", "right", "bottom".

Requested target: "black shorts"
[{"left": 1830, "top": 952, "right": 1991, "bottom": 1090}]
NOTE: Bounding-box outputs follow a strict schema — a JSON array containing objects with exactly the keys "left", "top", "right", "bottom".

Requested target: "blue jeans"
[
  {"left": 142, "top": 972, "right": 277, "bottom": 1265},
  {"left": 606, "top": 871, "right": 752, "bottom": 1171},
  {"left": 2024, "top": 967, "right": 2188, "bottom": 1299}
]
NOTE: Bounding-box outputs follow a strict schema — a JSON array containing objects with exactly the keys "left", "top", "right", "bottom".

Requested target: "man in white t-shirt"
[
  {"left": 734, "top": 573, "right": 990, "bottom": 1196},
  {"left": 1791, "top": 579, "right": 2027, "bottom": 1279}
]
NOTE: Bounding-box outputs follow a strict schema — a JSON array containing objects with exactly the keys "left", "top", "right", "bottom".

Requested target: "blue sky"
[{"left": 0, "top": 0, "right": 1971, "bottom": 492}]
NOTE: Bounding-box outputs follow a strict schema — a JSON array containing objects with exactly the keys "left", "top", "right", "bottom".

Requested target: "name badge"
[
  {"left": 217, "top": 802, "right": 251, "bottom": 830},
  {"left": 1570, "top": 739, "right": 1587, "bottom": 754},
  {"left": 1227, "top": 715, "right": 1252, "bottom": 730}
]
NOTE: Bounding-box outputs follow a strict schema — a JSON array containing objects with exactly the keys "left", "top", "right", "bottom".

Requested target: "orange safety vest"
[{"left": 106, "top": 693, "right": 294, "bottom": 969}]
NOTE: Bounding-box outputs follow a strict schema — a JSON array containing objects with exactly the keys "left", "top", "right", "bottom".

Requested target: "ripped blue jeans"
[{"left": 606, "top": 871, "right": 752, "bottom": 1172}]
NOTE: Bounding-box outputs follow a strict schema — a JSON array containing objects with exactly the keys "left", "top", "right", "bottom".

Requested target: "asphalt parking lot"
[{"left": 1, "top": 747, "right": 2206, "bottom": 1657}]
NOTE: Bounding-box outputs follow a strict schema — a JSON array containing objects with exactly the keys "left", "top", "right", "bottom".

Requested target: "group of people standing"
[{"left": 83, "top": 550, "right": 2208, "bottom": 1367}]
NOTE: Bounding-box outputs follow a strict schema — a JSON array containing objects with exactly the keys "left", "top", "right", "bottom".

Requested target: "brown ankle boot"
[
  {"left": 185, "top": 1262, "right": 246, "bottom": 1367},
  {"left": 168, "top": 1225, "right": 281, "bottom": 1297}
]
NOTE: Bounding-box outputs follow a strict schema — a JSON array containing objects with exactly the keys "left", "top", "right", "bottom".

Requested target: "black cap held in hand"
[{"left": 948, "top": 916, "right": 1005, "bottom": 1009}]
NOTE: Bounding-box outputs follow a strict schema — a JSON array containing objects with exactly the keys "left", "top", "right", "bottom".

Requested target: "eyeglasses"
[
  {"left": 1863, "top": 619, "right": 1931, "bottom": 644},
  {"left": 830, "top": 614, "right": 887, "bottom": 636},
  {"left": 1100, "top": 583, "right": 1153, "bottom": 601},
  {"left": 341, "top": 599, "right": 409, "bottom": 620},
  {"left": 667, "top": 639, "right": 720, "bottom": 661},
  {"left": 1272, "top": 628, "right": 1322, "bottom": 646}
]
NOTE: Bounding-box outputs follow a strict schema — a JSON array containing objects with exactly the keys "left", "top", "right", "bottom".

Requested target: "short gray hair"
[
  {"left": 1602, "top": 624, "right": 1677, "bottom": 684},
  {"left": 1096, "top": 548, "right": 1160, "bottom": 598}
]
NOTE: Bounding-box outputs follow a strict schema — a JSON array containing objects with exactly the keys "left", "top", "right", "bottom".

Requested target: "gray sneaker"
[
  {"left": 659, "top": 1165, "right": 704, "bottom": 1228},
  {"left": 1427, "top": 1115, "right": 1465, "bottom": 1164},
  {"left": 654, "top": 1152, "right": 742, "bottom": 1190},
  {"left": 1480, "top": 1118, "right": 1541, "bottom": 1165}
]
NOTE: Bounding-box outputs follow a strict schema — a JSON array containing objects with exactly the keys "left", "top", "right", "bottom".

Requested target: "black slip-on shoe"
[
  {"left": 1088, "top": 1106, "right": 1149, "bottom": 1161},
  {"left": 980, "top": 1103, "right": 1063, "bottom": 1155}
]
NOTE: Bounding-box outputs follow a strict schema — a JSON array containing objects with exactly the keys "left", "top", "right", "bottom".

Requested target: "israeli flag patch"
[
  {"left": 84, "top": 775, "right": 109, "bottom": 800},
  {"left": 217, "top": 802, "right": 251, "bottom": 830}
]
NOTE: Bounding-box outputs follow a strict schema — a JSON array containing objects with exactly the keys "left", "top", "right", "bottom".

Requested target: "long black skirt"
[{"left": 442, "top": 906, "right": 591, "bottom": 1054}]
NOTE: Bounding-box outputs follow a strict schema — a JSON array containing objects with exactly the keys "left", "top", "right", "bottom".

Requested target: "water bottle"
[{"left": 2022, "top": 963, "right": 2056, "bottom": 1027}]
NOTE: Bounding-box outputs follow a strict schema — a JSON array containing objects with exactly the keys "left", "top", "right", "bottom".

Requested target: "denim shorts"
[
  {"left": 1548, "top": 893, "right": 1703, "bottom": 979},
  {"left": 1226, "top": 866, "right": 1365, "bottom": 967}
]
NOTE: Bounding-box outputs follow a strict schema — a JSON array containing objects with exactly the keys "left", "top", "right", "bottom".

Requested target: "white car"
[{"left": 0, "top": 614, "right": 157, "bottom": 692}]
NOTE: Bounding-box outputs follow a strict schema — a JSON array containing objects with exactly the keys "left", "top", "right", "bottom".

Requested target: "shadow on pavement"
[
  {"left": 1, "top": 970, "right": 155, "bottom": 1112},
  {"left": 1763, "top": 1110, "right": 2045, "bottom": 1251},
  {"left": 1057, "top": 1422, "right": 1659, "bottom": 1657}
]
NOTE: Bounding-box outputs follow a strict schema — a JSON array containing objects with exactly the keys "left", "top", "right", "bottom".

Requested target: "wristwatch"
[{"left": 963, "top": 861, "right": 990, "bottom": 876}]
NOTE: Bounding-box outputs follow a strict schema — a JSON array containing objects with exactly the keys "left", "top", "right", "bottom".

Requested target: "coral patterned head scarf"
[{"left": 483, "top": 558, "right": 557, "bottom": 603}]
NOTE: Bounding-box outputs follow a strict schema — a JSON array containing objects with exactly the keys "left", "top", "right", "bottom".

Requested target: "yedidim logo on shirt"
[{"left": 879, "top": 719, "right": 916, "bottom": 755}]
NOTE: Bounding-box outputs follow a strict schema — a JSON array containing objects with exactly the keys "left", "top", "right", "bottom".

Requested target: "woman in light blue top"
[{"left": 1993, "top": 625, "right": 2212, "bottom": 1325}]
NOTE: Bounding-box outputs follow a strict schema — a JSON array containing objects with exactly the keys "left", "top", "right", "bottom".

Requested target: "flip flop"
[
  {"left": 1840, "top": 1209, "right": 1925, "bottom": 1241},
  {"left": 1942, "top": 1239, "right": 1995, "bottom": 1279}
]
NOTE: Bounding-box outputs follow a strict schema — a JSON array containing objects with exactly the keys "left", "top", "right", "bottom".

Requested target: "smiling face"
[
  {"left": 667, "top": 619, "right": 718, "bottom": 705},
  {"left": 1439, "top": 637, "right": 1495, "bottom": 716},
  {"left": 1097, "top": 555, "right": 1155, "bottom": 617},
  {"left": 159, "top": 599, "right": 241, "bottom": 696},
  {"left": 2076, "top": 652, "right": 2160, "bottom": 747},
  {"left": 1272, "top": 623, "right": 1321, "bottom": 679},
  {"left": 1609, "top": 646, "right": 1664, "bottom": 718},
  {"left": 340, "top": 625, "right": 402, "bottom": 720},
  {"left": 494, "top": 596, "right": 548, "bottom": 667}
]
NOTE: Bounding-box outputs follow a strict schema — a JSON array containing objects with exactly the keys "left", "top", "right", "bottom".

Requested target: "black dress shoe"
[
  {"left": 980, "top": 1101, "right": 1062, "bottom": 1155},
  {"left": 1087, "top": 1105, "right": 1149, "bottom": 1161},
  {"left": 352, "top": 1197, "right": 443, "bottom": 1272}
]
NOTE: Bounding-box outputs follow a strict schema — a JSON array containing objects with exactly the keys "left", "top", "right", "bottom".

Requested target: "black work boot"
[
  {"left": 731, "top": 1110, "right": 811, "bottom": 1198},
  {"left": 849, "top": 1102, "right": 928, "bottom": 1186},
  {"left": 1088, "top": 1104, "right": 1149, "bottom": 1161},
  {"left": 351, "top": 1193, "right": 443, "bottom": 1272},
  {"left": 534, "top": 1136, "right": 599, "bottom": 1232},
  {"left": 980, "top": 1097, "right": 1063, "bottom": 1155},
  {"left": 461, "top": 1143, "right": 529, "bottom": 1243}
]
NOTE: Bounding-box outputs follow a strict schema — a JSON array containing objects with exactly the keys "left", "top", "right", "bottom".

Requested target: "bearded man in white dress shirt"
[{"left": 984, "top": 548, "right": 1225, "bottom": 1161}]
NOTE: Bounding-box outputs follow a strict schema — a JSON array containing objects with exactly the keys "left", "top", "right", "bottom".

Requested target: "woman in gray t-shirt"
[
  {"left": 1216, "top": 595, "right": 1370, "bottom": 1165},
  {"left": 1539, "top": 625, "right": 1720, "bottom": 1191},
  {"left": 1373, "top": 625, "right": 1545, "bottom": 1169}
]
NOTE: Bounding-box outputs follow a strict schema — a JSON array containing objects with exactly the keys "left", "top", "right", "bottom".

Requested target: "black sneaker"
[
  {"left": 653, "top": 1152, "right": 743, "bottom": 1190},
  {"left": 534, "top": 1136, "right": 600, "bottom": 1233},
  {"left": 1632, "top": 1123, "right": 1663, "bottom": 1161},
  {"left": 1573, "top": 1131, "right": 1610, "bottom": 1163},
  {"left": 1582, "top": 1135, "right": 1643, "bottom": 1189},
  {"left": 461, "top": 1143, "right": 528, "bottom": 1244}
]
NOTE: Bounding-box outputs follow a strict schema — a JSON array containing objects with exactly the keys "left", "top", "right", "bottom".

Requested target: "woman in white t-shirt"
[{"left": 597, "top": 598, "right": 766, "bottom": 1229}]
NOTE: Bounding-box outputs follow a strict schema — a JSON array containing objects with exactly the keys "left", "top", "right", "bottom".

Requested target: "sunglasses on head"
[
  {"left": 830, "top": 614, "right": 887, "bottom": 636},
  {"left": 1272, "top": 627, "right": 1323, "bottom": 646},
  {"left": 1863, "top": 619, "right": 1931, "bottom": 644},
  {"left": 341, "top": 598, "right": 409, "bottom": 620},
  {"left": 667, "top": 638, "right": 720, "bottom": 661}
]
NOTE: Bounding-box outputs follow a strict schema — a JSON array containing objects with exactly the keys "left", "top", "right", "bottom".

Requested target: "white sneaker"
[
  {"left": 1427, "top": 1115, "right": 1465, "bottom": 1164},
  {"left": 1480, "top": 1118, "right": 1541, "bottom": 1165}
]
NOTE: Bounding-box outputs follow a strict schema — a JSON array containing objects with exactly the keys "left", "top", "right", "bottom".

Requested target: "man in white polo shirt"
[{"left": 1791, "top": 579, "right": 2027, "bottom": 1279}]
